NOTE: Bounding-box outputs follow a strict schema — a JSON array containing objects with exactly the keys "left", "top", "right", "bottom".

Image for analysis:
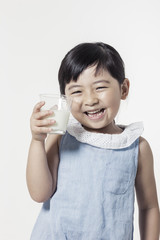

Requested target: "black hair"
[{"left": 58, "top": 42, "right": 125, "bottom": 95}]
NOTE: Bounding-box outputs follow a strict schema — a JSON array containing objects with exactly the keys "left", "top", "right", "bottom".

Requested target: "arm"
[
  {"left": 135, "top": 137, "right": 160, "bottom": 240},
  {"left": 26, "top": 102, "right": 61, "bottom": 202}
]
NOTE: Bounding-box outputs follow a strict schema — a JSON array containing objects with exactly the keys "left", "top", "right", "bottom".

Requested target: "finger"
[
  {"left": 33, "top": 101, "right": 45, "bottom": 113},
  {"left": 34, "top": 118, "right": 55, "bottom": 127},
  {"left": 34, "top": 126, "right": 53, "bottom": 134},
  {"left": 34, "top": 109, "right": 53, "bottom": 120}
]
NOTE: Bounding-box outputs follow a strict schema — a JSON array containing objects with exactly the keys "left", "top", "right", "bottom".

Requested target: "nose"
[{"left": 84, "top": 92, "right": 99, "bottom": 106}]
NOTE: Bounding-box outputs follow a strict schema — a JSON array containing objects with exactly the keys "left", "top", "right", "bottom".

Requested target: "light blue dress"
[{"left": 30, "top": 120, "right": 143, "bottom": 240}]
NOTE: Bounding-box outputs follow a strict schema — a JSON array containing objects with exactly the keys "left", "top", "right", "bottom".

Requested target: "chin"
[{"left": 82, "top": 122, "right": 108, "bottom": 133}]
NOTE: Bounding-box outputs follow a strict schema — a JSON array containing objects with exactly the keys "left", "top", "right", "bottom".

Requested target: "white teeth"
[
  {"left": 85, "top": 108, "right": 105, "bottom": 119},
  {"left": 87, "top": 109, "right": 101, "bottom": 114}
]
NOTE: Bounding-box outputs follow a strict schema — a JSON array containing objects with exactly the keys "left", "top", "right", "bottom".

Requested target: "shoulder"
[
  {"left": 137, "top": 136, "right": 153, "bottom": 173},
  {"left": 139, "top": 136, "right": 151, "bottom": 148},
  {"left": 139, "top": 136, "right": 153, "bottom": 158}
]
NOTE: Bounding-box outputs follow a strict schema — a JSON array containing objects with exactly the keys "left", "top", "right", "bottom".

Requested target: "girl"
[{"left": 27, "top": 42, "right": 160, "bottom": 239}]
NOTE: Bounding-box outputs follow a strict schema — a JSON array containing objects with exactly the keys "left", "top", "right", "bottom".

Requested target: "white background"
[{"left": 0, "top": 0, "right": 160, "bottom": 239}]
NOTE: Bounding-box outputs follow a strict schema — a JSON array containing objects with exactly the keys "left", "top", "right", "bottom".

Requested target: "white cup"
[{"left": 39, "top": 94, "right": 71, "bottom": 135}]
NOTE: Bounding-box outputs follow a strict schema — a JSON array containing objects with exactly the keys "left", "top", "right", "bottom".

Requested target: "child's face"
[{"left": 65, "top": 65, "right": 128, "bottom": 133}]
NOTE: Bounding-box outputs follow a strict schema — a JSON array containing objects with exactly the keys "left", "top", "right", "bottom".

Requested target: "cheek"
[
  {"left": 112, "top": 94, "right": 121, "bottom": 105},
  {"left": 70, "top": 98, "right": 82, "bottom": 113},
  {"left": 102, "top": 91, "right": 121, "bottom": 108},
  {"left": 71, "top": 95, "right": 83, "bottom": 105}
]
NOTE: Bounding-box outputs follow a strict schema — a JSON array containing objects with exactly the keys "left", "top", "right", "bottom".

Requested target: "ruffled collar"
[{"left": 67, "top": 118, "right": 143, "bottom": 149}]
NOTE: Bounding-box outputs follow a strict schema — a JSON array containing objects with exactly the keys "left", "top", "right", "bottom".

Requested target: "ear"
[{"left": 121, "top": 78, "right": 130, "bottom": 100}]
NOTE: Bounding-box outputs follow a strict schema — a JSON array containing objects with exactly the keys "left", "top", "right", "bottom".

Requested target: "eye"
[
  {"left": 71, "top": 90, "right": 82, "bottom": 95},
  {"left": 96, "top": 86, "right": 108, "bottom": 90}
]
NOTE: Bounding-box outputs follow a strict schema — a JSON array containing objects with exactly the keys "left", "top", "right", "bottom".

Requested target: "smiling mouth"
[{"left": 84, "top": 108, "right": 105, "bottom": 120}]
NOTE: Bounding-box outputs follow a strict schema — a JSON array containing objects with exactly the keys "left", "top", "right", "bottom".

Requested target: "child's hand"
[{"left": 30, "top": 101, "right": 55, "bottom": 141}]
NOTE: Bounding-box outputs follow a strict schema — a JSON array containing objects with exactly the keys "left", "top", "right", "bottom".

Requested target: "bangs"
[
  {"left": 58, "top": 42, "right": 125, "bottom": 94},
  {"left": 60, "top": 44, "right": 112, "bottom": 82}
]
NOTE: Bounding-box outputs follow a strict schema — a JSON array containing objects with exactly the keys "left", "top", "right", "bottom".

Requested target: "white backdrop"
[{"left": 0, "top": 0, "right": 160, "bottom": 239}]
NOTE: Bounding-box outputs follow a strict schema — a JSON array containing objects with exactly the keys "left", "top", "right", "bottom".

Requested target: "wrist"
[
  {"left": 31, "top": 132, "right": 47, "bottom": 142},
  {"left": 31, "top": 137, "right": 45, "bottom": 145}
]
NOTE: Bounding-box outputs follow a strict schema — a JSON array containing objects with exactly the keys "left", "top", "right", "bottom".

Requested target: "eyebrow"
[
  {"left": 93, "top": 80, "right": 111, "bottom": 85},
  {"left": 68, "top": 84, "right": 82, "bottom": 91}
]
